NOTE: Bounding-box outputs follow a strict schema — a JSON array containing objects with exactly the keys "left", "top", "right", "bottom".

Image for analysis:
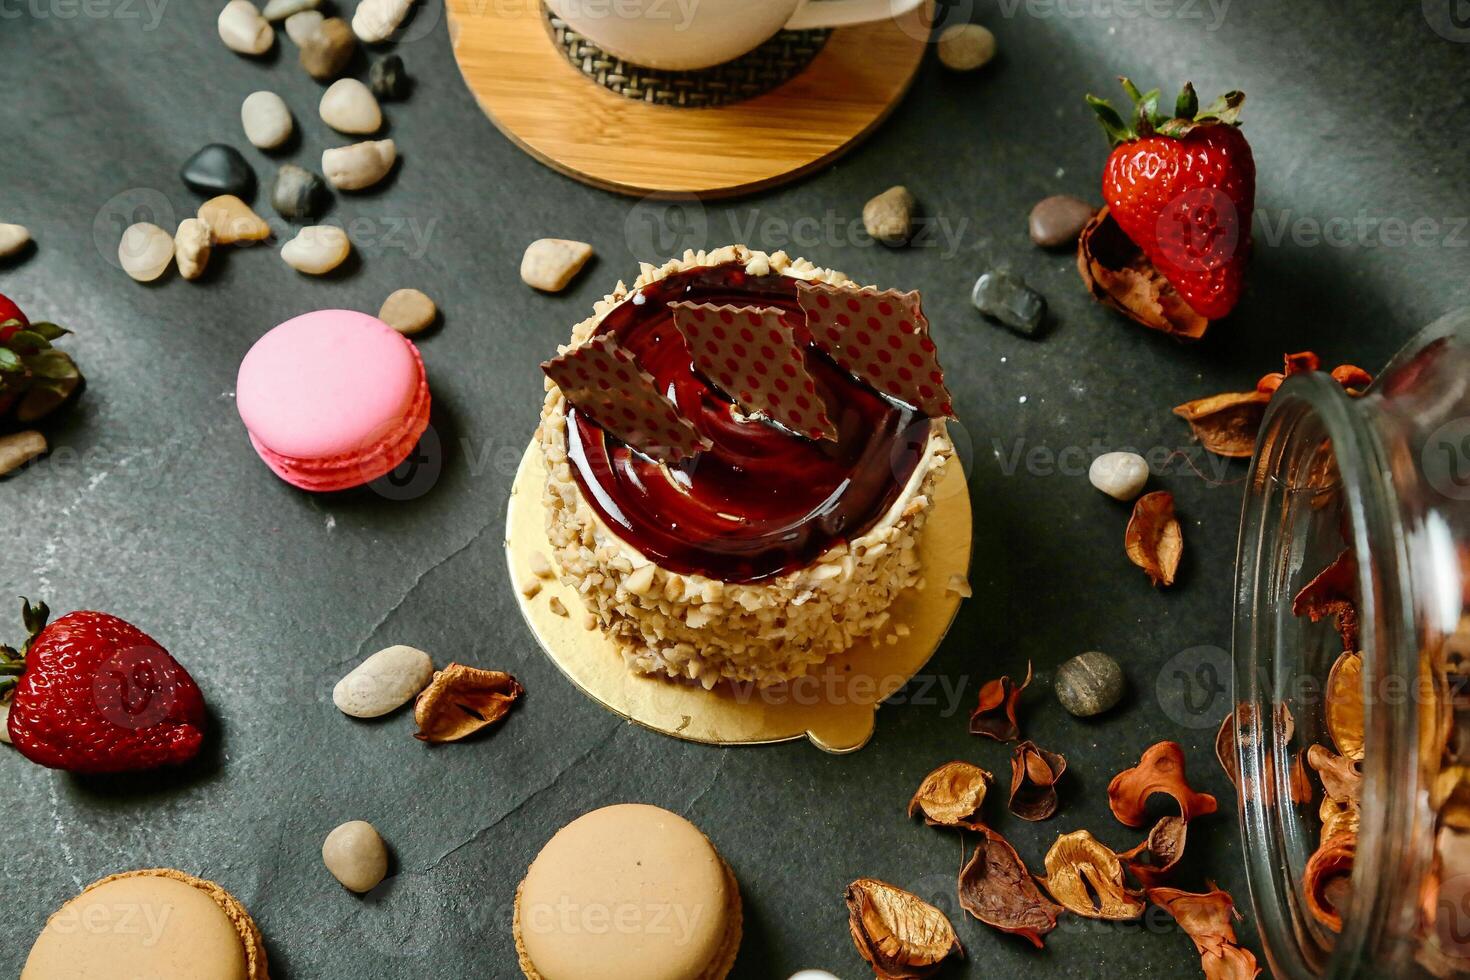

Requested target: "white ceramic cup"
[{"left": 545, "top": 0, "right": 926, "bottom": 71}]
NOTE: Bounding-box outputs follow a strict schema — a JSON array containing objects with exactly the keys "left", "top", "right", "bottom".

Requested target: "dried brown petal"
[
  {"left": 1125, "top": 491, "right": 1183, "bottom": 587},
  {"left": 1306, "top": 744, "right": 1361, "bottom": 803},
  {"left": 1325, "top": 650, "right": 1365, "bottom": 762},
  {"left": 1331, "top": 363, "right": 1373, "bottom": 394},
  {"left": 1147, "top": 885, "right": 1262, "bottom": 980},
  {"left": 1292, "top": 549, "right": 1360, "bottom": 652},
  {"left": 1008, "top": 741, "right": 1067, "bottom": 822},
  {"left": 908, "top": 761, "right": 992, "bottom": 830},
  {"left": 1120, "top": 815, "right": 1188, "bottom": 888},
  {"left": 1076, "top": 207, "right": 1210, "bottom": 339},
  {"left": 1320, "top": 796, "right": 1360, "bottom": 843},
  {"left": 1040, "top": 830, "right": 1146, "bottom": 920},
  {"left": 412, "top": 663, "right": 523, "bottom": 743},
  {"left": 1290, "top": 750, "right": 1314, "bottom": 806},
  {"left": 1303, "top": 833, "right": 1356, "bottom": 933},
  {"left": 1172, "top": 390, "right": 1270, "bottom": 458},
  {"left": 968, "top": 661, "right": 1032, "bottom": 742},
  {"left": 1431, "top": 765, "right": 1470, "bottom": 832},
  {"left": 845, "top": 878, "right": 964, "bottom": 979},
  {"left": 1108, "top": 741, "right": 1219, "bottom": 828},
  {"left": 957, "top": 827, "right": 1062, "bottom": 948}
]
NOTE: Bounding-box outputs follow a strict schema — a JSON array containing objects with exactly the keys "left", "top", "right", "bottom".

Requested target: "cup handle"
[{"left": 783, "top": 0, "right": 926, "bottom": 30}]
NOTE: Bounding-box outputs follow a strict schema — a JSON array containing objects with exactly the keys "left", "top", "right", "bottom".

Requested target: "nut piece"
[
  {"left": 173, "top": 218, "right": 213, "bottom": 281},
  {"left": 0, "top": 430, "right": 47, "bottom": 476},
  {"left": 378, "top": 288, "right": 436, "bottom": 335},
  {"left": 946, "top": 574, "right": 973, "bottom": 598},
  {"left": 519, "top": 578, "right": 542, "bottom": 599},
  {"left": 281, "top": 225, "right": 351, "bottom": 275},
  {"left": 117, "top": 223, "right": 174, "bottom": 282},
  {"left": 548, "top": 596, "right": 568, "bottom": 617},
  {"left": 218, "top": 0, "right": 274, "bottom": 56},
  {"left": 322, "top": 139, "right": 397, "bottom": 191},
  {"left": 937, "top": 23, "right": 995, "bottom": 71},
  {"left": 198, "top": 195, "right": 271, "bottom": 245},
  {"left": 333, "top": 644, "right": 434, "bottom": 718},
  {"left": 322, "top": 820, "right": 389, "bottom": 893},
  {"left": 520, "top": 238, "right": 593, "bottom": 292}
]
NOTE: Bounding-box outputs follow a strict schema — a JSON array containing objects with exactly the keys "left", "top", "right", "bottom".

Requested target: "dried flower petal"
[
  {"left": 1306, "top": 744, "right": 1362, "bottom": 804},
  {"left": 1147, "top": 885, "right": 1261, "bottom": 980},
  {"left": 1303, "top": 833, "right": 1356, "bottom": 933},
  {"left": 968, "top": 662, "right": 1032, "bottom": 742},
  {"left": 1215, "top": 709, "right": 1241, "bottom": 791},
  {"left": 1108, "top": 741, "right": 1219, "bottom": 828},
  {"left": 1120, "top": 815, "right": 1188, "bottom": 888},
  {"left": 908, "top": 761, "right": 992, "bottom": 830},
  {"left": 412, "top": 663, "right": 523, "bottom": 743},
  {"left": 1077, "top": 207, "right": 1210, "bottom": 339},
  {"left": 1008, "top": 741, "right": 1067, "bottom": 821},
  {"left": 1330, "top": 364, "right": 1373, "bottom": 394},
  {"left": 957, "top": 827, "right": 1062, "bottom": 948},
  {"left": 1040, "top": 830, "right": 1146, "bottom": 920},
  {"left": 845, "top": 878, "right": 963, "bottom": 979},
  {"left": 1325, "top": 650, "right": 1365, "bottom": 762},
  {"left": 1292, "top": 549, "right": 1360, "bottom": 652},
  {"left": 1320, "top": 795, "right": 1360, "bottom": 842},
  {"left": 1125, "top": 491, "right": 1183, "bottom": 587},
  {"left": 1172, "top": 390, "right": 1271, "bottom": 458}
]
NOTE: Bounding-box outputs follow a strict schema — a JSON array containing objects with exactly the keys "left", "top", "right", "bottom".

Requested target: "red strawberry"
[
  {"left": 1089, "top": 79, "right": 1256, "bottom": 320},
  {"left": 0, "top": 291, "right": 83, "bottom": 425},
  {"left": 2, "top": 600, "right": 207, "bottom": 774}
]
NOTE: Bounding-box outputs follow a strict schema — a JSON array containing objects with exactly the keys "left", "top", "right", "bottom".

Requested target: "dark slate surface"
[{"left": 3, "top": 1, "right": 1467, "bottom": 977}]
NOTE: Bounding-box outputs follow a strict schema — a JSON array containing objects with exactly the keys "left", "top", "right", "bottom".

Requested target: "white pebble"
[
  {"left": 1089, "top": 451, "right": 1149, "bottom": 501},
  {"left": 0, "top": 430, "right": 47, "bottom": 477},
  {"left": 333, "top": 644, "right": 433, "bottom": 718},
  {"left": 118, "top": 222, "right": 174, "bottom": 282},
  {"left": 281, "top": 225, "right": 351, "bottom": 275},
  {"left": 284, "top": 8, "right": 324, "bottom": 45},
  {"left": 262, "top": 0, "right": 318, "bottom": 20},
  {"left": 520, "top": 238, "right": 593, "bottom": 292},
  {"left": 218, "top": 0, "right": 274, "bottom": 56},
  {"left": 322, "top": 139, "right": 396, "bottom": 191},
  {"left": 319, "top": 78, "right": 382, "bottom": 135},
  {"left": 322, "top": 820, "right": 388, "bottom": 893},
  {"left": 0, "top": 698, "right": 10, "bottom": 743},
  {"left": 937, "top": 23, "right": 995, "bottom": 71},
  {"left": 353, "top": 0, "right": 413, "bottom": 43},
  {"left": 241, "top": 91, "right": 294, "bottom": 150},
  {"left": 173, "top": 218, "right": 212, "bottom": 281},
  {"left": 789, "top": 972, "right": 841, "bottom": 980},
  {"left": 0, "top": 223, "right": 30, "bottom": 258}
]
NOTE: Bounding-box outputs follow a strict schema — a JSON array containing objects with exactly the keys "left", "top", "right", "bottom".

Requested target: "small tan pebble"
[
  {"left": 353, "top": 0, "right": 413, "bottom": 43},
  {"left": 528, "top": 551, "right": 553, "bottom": 579},
  {"left": 219, "top": 0, "right": 274, "bottom": 56},
  {"left": 322, "top": 820, "right": 388, "bottom": 893},
  {"left": 322, "top": 139, "right": 396, "bottom": 191},
  {"left": 319, "top": 78, "right": 382, "bottom": 135},
  {"left": 198, "top": 195, "right": 271, "bottom": 245},
  {"left": 581, "top": 612, "right": 597, "bottom": 631},
  {"left": 333, "top": 644, "right": 433, "bottom": 718},
  {"left": 117, "top": 222, "right": 174, "bottom": 282},
  {"left": 519, "top": 578, "right": 542, "bottom": 599},
  {"left": 0, "top": 223, "right": 30, "bottom": 258},
  {"left": 281, "top": 225, "right": 351, "bottom": 275},
  {"left": 378, "top": 288, "right": 436, "bottom": 335},
  {"left": 863, "top": 185, "right": 916, "bottom": 247},
  {"left": 937, "top": 23, "right": 996, "bottom": 71},
  {"left": 299, "top": 16, "right": 355, "bottom": 80},
  {"left": 946, "top": 574, "right": 973, "bottom": 598},
  {"left": 284, "top": 8, "right": 324, "bottom": 45},
  {"left": 548, "top": 596, "right": 568, "bottom": 617},
  {"left": 0, "top": 430, "right": 47, "bottom": 477},
  {"left": 241, "top": 91, "right": 294, "bottom": 150},
  {"left": 520, "top": 238, "right": 593, "bottom": 292},
  {"left": 173, "top": 218, "right": 212, "bottom": 281}
]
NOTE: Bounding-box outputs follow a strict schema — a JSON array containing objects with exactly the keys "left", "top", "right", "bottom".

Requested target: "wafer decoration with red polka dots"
[
  {"left": 542, "top": 334, "right": 711, "bottom": 463},
  {"left": 795, "top": 282, "right": 955, "bottom": 418},
  {"left": 669, "top": 302, "right": 837, "bottom": 442}
]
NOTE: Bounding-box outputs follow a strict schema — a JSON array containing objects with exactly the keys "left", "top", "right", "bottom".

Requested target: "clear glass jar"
[{"left": 1234, "top": 307, "right": 1470, "bottom": 977}]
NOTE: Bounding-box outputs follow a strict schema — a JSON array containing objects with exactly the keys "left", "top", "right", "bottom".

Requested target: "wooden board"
[{"left": 445, "top": 0, "right": 933, "bottom": 198}]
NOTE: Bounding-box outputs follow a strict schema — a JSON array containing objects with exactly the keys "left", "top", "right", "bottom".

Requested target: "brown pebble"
[
  {"left": 198, "top": 195, "right": 271, "bottom": 245},
  {"left": 1029, "top": 195, "right": 1097, "bottom": 248},
  {"left": 378, "top": 288, "right": 436, "bottom": 335},
  {"left": 300, "top": 16, "right": 355, "bottom": 81}
]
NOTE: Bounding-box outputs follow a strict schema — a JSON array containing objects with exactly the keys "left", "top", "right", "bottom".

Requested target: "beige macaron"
[
  {"left": 513, "top": 803, "right": 742, "bottom": 980},
  {"left": 22, "top": 868, "right": 269, "bottom": 979}
]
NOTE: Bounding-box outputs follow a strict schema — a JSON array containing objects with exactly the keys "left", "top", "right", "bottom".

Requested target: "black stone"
[
  {"left": 370, "top": 55, "right": 411, "bottom": 101},
  {"left": 180, "top": 143, "right": 256, "bottom": 200},
  {"left": 971, "top": 269, "right": 1047, "bottom": 337},
  {"left": 1054, "top": 651, "right": 1127, "bottom": 717},
  {"left": 271, "top": 164, "right": 327, "bottom": 222}
]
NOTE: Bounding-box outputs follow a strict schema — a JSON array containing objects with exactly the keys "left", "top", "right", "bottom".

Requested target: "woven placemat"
[{"left": 545, "top": 9, "right": 831, "bottom": 108}]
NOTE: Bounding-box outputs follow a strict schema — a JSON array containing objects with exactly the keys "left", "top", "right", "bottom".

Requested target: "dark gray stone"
[
  {"left": 1029, "top": 194, "right": 1096, "bottom": 247},
  {"left": 370, "top": 55, "right": 411, "bottom": 101},
  {"left": 180, "top": 144, "right": 256, "bottom": 200},
  {"left": 971, "top": 270, "right": 1047, "bottom": 336},
  {"left": 1055, "top": 651, "right": 1127, "bottom": 717},
  {"left": 271, "top": 164, "right": 327, "bottom": 222}
]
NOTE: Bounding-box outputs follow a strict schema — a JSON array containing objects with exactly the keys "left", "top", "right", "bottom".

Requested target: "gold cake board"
[{"left": 504, "top": 440, "right": 972, "bottom": 753}]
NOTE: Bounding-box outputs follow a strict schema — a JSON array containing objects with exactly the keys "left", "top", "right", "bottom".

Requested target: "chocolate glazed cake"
[{"left": 537, "top": 245, "right": 956, "bottom": 688}]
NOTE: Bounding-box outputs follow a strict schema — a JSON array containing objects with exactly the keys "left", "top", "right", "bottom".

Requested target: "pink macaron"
[{"left": 236, "top": 310, "right": 431, "bottom": 492}]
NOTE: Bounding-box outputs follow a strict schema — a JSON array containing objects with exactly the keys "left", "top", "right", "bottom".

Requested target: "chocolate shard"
[
  {"left": 543, "top": 333, "right": 710, "bottom": 463},
  {"left": 795, "top": 282, "right": 955, "bottom": 419},
  {"left": 669, "top": 302, "right": 836, "bottom": 442}
]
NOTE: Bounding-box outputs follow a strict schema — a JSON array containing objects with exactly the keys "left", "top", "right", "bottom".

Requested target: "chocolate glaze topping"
[{"left": 565, "top": 262, "right": 929, "bottom": 583}]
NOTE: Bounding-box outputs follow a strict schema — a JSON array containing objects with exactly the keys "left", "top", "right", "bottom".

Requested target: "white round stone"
[
  {"left": 322, "top": 139, "right": 396, "bottom": 191},
  {"left": 0, "top": 223, "right": 31, "bottom": 258},
  {"left": 1089, "top": 451, "right": 1149, "bottom": 501},
  {"left": 281, "top": 225, "right": 351, "bottom": 275},
  {"left": 353, "top": 0, "right": 413, "bottom": 43},
  {"left": 937, "top": 23, "right": 996, "bottom": 71},
  {"left": 322, "top": 820, "right": 389, "bottom": 893},
  {"left": 262, "top": 0, "right": 318, "bottom": 20},
  {"left": 218, "top": 0, "right": 274, "bottom": 56},
  {"left": 118, "top": 222, "right": 174, "bottom": 282},
  {"left": 241, "top": 91, "right": 294, "bottom": 150},
  {"left": 788, "top": 973, "right": 840, "bottom": 980},
  {"left": 284, "top": 8, "right": 324, "bottom": 45},
  {"left": 333, "top": 644, "right": 433, "bottom": 718},
  {"left": 319, "top": 78, "right": 382, "bottom": 135}
]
